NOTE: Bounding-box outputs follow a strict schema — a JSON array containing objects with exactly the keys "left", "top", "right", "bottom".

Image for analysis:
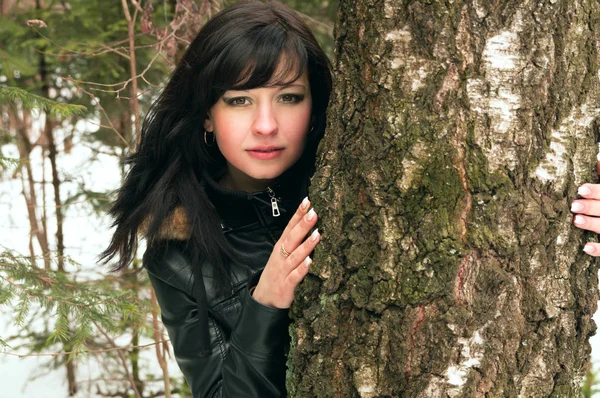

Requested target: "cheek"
[
  {"left": 289, "top": 104, "right": 312, "bottom": 137},
  {"left": 212, "top": 114, "right": 241, "bottom": 146},
  {"left": 286, "top": 111, "right": 311, "bottom": 157}
]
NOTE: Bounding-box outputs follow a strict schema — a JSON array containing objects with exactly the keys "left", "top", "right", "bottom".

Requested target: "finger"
[
  {"left": 583, "top": 242, "right": 600, "bottom": 257},
  {"left": 596, "top": 161, "right": 600, "bottom": 176},
  {"left": 281, "top": 197, "right": 311, "bottom": 238},
  {"left": 287, "top": 229, "right": 320, "bottom": 266},
  {"left": 571, "top": 199, "right": 600, "bottom": 217},
  {"left": 573, "top": 214, "right": 600, "bottom": 234},
  {"left": 282, "top": 208, "right": 318, "bottom": 253},
  {"left": 284, "top": 256, "right": 312, "bottom": 288},
  {"left": 577, "top": 184, "right": 600, "bottom": 199}
]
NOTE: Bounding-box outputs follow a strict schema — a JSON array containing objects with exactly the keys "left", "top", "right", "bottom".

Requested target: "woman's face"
[{"left": 205, "top": 68, "right": 312, "bottom": 192}]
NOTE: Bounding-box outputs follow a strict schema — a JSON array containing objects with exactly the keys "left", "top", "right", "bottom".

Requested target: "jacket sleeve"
[{"left": 147, "top": 269, "right": 290, "bottom": 398}]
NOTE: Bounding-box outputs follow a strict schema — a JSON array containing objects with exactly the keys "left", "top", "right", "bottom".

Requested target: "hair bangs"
[{"left": 213, "top": 26, "right": 307, "bottom": 97}]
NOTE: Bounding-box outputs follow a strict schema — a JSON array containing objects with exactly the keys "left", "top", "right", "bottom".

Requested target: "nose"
[{"left": 252, "top": 103, "right": 278, "bottom": 136}]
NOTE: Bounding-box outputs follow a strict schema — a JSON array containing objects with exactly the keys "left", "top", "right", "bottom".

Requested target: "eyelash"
[
  {"left": 226, "top": 97, "right": 249, "bottom": 106},
  {"left": 225, "top": 94, "right": 305, "bottom": 106},
  {"left": 280, "top": 94, "right": 304, "bottom": 103}
]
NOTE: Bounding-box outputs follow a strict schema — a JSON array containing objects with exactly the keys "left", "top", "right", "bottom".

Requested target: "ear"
[{"left": 204, "top": 113, "right": 213, "bottom": 133}]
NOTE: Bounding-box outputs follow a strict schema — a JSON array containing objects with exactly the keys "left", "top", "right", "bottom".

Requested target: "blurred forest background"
[
  {"left": 0, "top": 0, "right": 335, "bottom": 396},
  {"left": 1, "top": 0, "right": 599, "bottom": 397}
]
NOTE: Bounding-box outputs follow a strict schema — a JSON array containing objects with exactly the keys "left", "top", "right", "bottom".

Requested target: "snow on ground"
[{"left": 0, "top": 129, "right": 183, "bottom": 397}]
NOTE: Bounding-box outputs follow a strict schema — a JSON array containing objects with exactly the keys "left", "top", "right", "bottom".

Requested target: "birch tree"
[{"left": 290, "top": 0, "right": 600, "bottom": 396}]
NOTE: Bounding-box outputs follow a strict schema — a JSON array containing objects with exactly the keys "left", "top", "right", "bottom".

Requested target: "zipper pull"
[{"left": 267, "top": 187, "right": 280, "bottom": 217}]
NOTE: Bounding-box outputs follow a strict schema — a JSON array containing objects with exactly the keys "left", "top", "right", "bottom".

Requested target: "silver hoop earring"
[{"left": 204, "top": 131, "right": 215, "bottom": 146}]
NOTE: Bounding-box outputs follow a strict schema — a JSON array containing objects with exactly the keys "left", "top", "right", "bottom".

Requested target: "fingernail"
[
  {"left": 584, "top": 244, "right": 595, "bottom": 254},
  {"left": 597, "top": 152, "right": 600, "bottom": 162},
  {"left": 571, "top": 202, "right": 584, "bottom": 212},
  {"left": 310, "top": 228, "right": 320, "bottom": 242},
  {"left": 301, "top": 197, "right": 309, "bottom": 211},
  {"left": 306, "top": 208, "right": 316, "bottom": 221},
  {"left": 578, "top": 186, "right": 591, "bottom": 195},
  {"left": 303, "top": 256, "right": 312, "bottom": 268},
  {"left": 574, "top": 215, "right": 585, "bottom": 225}
]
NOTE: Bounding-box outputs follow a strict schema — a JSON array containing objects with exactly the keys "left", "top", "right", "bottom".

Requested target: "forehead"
[{"left": 266, "top": 64, "right": 309, "bottom": 87}]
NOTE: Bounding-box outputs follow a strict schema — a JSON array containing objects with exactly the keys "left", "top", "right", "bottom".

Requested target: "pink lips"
[{"left": 246, "top": 146, "right": 284, "bottom": 160}]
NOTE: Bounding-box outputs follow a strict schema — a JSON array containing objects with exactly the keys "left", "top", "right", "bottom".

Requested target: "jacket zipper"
[
  {"left": 266, "top": 187, "right": 280, "bottom": 217},
  {"left": 250, "top": 200, "right": 278, "bottom": 243}
]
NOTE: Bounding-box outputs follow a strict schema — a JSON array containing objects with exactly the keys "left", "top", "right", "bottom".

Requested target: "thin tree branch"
[
  {"left": 96, "top": 324, "right": 142, "bottom": 398},
  {"left": 151, "top": 287, "right": 171, "bottom": 398},
  {"left": 1, "top": 340, "right": 169, "bottom": 358}
]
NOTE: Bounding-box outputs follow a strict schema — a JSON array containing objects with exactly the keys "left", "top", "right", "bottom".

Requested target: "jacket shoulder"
[
  {"left": 143, "top": 241, "right": 195, "bottom": 295},
  {"left": 143, "top": 240, "right": 253, "bottom": 306}
]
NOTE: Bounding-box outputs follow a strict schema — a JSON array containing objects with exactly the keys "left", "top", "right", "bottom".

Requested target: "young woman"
[{"left": 101, "top": 1, "right": 332, "bottom": 396}]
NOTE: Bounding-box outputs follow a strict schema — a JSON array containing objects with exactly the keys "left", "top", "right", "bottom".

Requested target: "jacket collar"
[
  {"left": 148, "top": 165, "right": 308, "bottom": 241},
  {"left": 203, "top": 165, "right": 307, "bottom": 230}
]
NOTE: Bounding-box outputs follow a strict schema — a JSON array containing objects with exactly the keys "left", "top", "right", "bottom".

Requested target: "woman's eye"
[
  {"left": 280, "top": 94, "right": 303, "bottom": 103},
  {"left": 227, "top": 97, "right": 249, "bottom": 106}
]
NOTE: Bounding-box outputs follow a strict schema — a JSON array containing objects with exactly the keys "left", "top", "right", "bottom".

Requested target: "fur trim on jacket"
[{"left": 141, "top": 207, "right": 191, "bottom": 241}]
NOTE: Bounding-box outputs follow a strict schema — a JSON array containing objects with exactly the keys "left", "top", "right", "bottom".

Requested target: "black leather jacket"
[{"left": 143, "top": 169, "right": 306, "bottom": 397}]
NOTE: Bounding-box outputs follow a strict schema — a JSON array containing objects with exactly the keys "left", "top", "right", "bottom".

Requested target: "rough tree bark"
[{"left": 290, "top": 0, "right": 600, "bottom": 397}]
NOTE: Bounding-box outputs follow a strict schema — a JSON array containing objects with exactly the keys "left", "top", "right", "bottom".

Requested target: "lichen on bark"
[{"left": 289, "top": 0, "right": 600, "bottom": 397}]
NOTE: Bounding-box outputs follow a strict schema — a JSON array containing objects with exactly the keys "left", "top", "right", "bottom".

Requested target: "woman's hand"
[
  {"left": 572, "top": 176, "right": 600, "bottom": 256},
  {"left": 252, "top": 197, "right": 320, "bottom": 308}
]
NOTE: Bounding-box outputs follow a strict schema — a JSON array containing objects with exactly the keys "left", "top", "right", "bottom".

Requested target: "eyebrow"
[
  {"left": 224, "top": 83, "right": 307, "bottom": 93},
  {"left": 277, "top": 83, "right": 306, "bottom": 90}
]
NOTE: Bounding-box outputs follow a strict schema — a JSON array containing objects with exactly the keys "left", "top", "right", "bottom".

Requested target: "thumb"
[{"left": 597, "top": 160, "right": 600, "bottom": 176}]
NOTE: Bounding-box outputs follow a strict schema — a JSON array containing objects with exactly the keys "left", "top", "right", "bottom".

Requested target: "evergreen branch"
[
  {"left": 0, "top": 273, "right": 134, "bottom": 309},
  {"left": 0, "top": 48, "right": 38, "bottom": 76},
  {"left": 0, "top": 340, "right": 169, "bottom": 357},
  {"left": 48, "top": 303, "right": 70, "bottom": 344},
  {"left": 0, "top": 249, "right": 151, "bottom": 356},
  {"left": 0, "top": 86, "right": 87, "bottom": 118},
  {"left": 0, "top": 155, "right": 22, "bottom": 171}
]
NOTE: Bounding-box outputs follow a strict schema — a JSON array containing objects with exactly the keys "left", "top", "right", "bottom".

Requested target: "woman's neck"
[{"left": 219, "top": 168, "right": 275, "bottom": 193}]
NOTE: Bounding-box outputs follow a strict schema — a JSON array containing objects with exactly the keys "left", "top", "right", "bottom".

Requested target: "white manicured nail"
[
  {"left": 584, "top": 244, "right": 595, "bottom": 254},
  {"left": 579, "top": 186, "right": 591, "bottom": 196},
  {"left": 303, "top": 256, "right": 312, "bottom": 268},
  {"left": 301, "top": 197, "right": 309, "bottom": 211},
  {"left": 306, "top": 208, "right": 316, "bottom": 221},
  {"left": 574, "top": 215, "right": 585, "bottom": 225},
  {"left": 571, "top": 202, "right": 583, "bottom": 212},
  {"left": 310, "top": 228, "right": 320, "bottom": 242}
]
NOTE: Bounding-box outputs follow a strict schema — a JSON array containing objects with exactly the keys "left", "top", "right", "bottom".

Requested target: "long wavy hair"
[{"left": 101, "top": 1, "right": 332, "bottom": 295}]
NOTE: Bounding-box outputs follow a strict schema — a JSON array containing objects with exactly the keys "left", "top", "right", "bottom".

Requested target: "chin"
[
  {"left": 240, "top": 158, "right": 300, "bottom": 182},
  {"left": 249, "top": 171, "right": 284, "bottom": 181}
]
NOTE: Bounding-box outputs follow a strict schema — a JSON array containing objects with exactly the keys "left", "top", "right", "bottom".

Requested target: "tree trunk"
[
  {"left": 37, "top": 13, "right": 76, "bottom": 389},
  {"left": 43, "top": 117, "right": 66, "bottom": 272},
  {"left": 13, "top": 110, "right": 52, "bottom": 269},
  {"left": 290, "top": 0, "right": 600, "bottom": 397}
]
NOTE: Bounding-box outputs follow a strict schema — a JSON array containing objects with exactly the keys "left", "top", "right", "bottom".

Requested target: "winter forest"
[{"left": 2, "top": 0, "right": 600, "bottom": 397}]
